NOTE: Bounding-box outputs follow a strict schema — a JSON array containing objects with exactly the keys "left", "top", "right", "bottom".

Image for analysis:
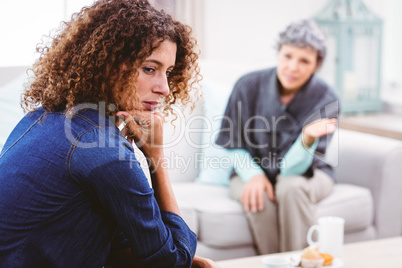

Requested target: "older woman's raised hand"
[{"left": 302, "top": 118, "right": 337, "bottom": 147}]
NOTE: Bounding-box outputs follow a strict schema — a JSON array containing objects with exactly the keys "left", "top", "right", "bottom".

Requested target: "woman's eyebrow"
[
  {"left": 143, "top": 59, "right": 175, "bottom": 68},
  {"left": 144, "top": 59, "right": 162, "bottom": 65}
]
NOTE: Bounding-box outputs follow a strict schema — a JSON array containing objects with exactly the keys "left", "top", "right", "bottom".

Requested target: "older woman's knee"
[{"left": 275, "top": 176, "right": 306, "bottom": 203}]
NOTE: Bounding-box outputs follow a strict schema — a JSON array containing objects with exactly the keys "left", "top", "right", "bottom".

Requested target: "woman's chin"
[{"left": 281, "top": 85, "right": 300, "bottom": 94}]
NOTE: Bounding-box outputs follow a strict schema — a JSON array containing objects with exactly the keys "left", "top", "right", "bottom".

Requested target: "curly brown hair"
[{"left": 22, "top": 0, "right": 201, "bottom": 118}]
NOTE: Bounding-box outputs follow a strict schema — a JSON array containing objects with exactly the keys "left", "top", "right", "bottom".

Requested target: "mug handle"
[{"left": 306, "top": 224, "right": 319, "bottom": 246}]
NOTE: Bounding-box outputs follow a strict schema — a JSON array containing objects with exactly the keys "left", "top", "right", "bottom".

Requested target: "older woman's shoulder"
[
  {"left": 237, "top": 67, "right": 275, "bottom": 82},
  {"left": 310, "top": 75, "right": 339, "bottom": 100},
  {"left": 233, "top": 67, "right": 276, "bottom": 93}
]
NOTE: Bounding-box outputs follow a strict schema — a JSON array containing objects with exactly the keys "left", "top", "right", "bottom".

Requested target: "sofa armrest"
[{"left": 327, "top": 129, "right": 402, "bottom": 238}]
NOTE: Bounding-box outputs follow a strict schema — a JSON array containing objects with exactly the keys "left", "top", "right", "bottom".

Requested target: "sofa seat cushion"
[
  {"left": 174, "top": 182, "right": 373, "bottom": 249},
  {"left": 173, "top": 182, "right": 254, "bottom": 248},
  {"left": 317, "top": 183, "right": 373, "bottom": 233}
]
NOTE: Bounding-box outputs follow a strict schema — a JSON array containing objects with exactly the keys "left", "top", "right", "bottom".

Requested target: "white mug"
[
  {"left": 306, "top": 216, "right": 345, "bottom": 258},
  {"left": 261, "top": 256, "right": 290, "bottom": 268}
]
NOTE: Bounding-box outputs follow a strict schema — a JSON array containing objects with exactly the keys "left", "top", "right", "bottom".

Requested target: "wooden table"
[{"left": 216, "top": 236, "right": 402, "bottom": 268}]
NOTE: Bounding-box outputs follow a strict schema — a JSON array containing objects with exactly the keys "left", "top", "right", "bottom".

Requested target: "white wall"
[
  {"left": 382, "top": 0, "right": 402, "bottom": 86},
  {"left": 199, "top": 0, "right": 401, "bottom": 89},
  {"left": 0, "top": 0, "right": 95, "bottom": 67},
  {"left": 202, "top": 0, "right": 326, "bottom": 66},
  {"left": 0, "top": 0, "right": 400, "bottom": 87}
]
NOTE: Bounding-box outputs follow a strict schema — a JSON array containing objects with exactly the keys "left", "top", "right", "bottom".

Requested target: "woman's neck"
[
  {"left": 278, "top": 83, "right": 299, "bottom": 107},
  {"left": 280, "top": 92, "right": 297, "bottom": 107}
]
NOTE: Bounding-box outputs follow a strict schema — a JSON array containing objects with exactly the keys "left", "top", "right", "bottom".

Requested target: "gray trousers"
[{"left": 230, "top": 169, "right": 334, "bottom": 254}]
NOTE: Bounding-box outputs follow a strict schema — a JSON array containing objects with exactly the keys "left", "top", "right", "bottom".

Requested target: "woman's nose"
[
  {"left": 154, "top": 74, "right": 170, "bottom": 96},
  {"left": 288, "top": 59, "right": 298, "bottom": 71}
]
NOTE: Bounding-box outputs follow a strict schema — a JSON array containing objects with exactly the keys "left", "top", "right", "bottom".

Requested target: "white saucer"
[
  {"left": 290, "top": 255, "right": 344, "bottom": 267},
  {"left": 330, "top": 258, "right": 344, "bottom": 267}
]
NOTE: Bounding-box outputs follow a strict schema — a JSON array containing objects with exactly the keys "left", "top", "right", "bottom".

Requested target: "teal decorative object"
[{"left": 314, "top": 0, "right": 383, "bottom": 114}]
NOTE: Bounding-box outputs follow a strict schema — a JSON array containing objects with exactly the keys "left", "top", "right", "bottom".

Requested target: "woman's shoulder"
[
  {"left": 67, "top": 120, "right": 138, "bottom": 178},
  {"left": 65, "top": 108, "right": 120, "bottom": 140},
  {"left": 309, "top": 75, "right": 339, "bottom": 101},
  {"left": 65, "top": 108, "right": 135, "bottom": 164},
  {"left": 232, "top": 67, "right": 275, "bottom": 96},
  {"left": 237, "top": 67, "right": 275, "bottom": 84}
]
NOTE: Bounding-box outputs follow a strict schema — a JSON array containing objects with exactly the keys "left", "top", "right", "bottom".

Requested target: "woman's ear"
[{"left": 314, "top": 56, "right": 322, "bottom": 72}]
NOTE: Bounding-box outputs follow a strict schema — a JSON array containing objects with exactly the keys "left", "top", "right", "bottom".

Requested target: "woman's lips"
[
  {"left": 143, "top": 101, "right": 159, "bottom": 111},
  {"left": 285, "top": 74, "right": 298, "bottom": 83}
]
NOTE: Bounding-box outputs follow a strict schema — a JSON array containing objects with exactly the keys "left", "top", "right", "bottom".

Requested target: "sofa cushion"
[
  {"left": 172, "top": 182, "right": 254, "bottom": 247},
  {"left": 317, "top": 183, "right": 373, "bottom": 233}
]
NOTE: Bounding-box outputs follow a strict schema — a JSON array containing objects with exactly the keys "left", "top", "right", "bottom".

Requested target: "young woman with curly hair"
[{"left": 0, "top": 0, "right": 216, "bottom": 267}]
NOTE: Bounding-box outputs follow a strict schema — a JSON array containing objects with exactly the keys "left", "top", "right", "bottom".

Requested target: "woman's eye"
[
  {"left": 300, "top": 59, "right": 310, "bottom": 65},
  {"left": 166, "top": 70, "right": 172, "bottom": 77},
  {"left": 142, "top": 67, "right": 155, "bottom": 74}
]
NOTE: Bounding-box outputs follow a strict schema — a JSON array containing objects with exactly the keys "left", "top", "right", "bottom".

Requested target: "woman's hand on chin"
[{"left": 116, "top": 111, "right": 165, "bottom": 161}]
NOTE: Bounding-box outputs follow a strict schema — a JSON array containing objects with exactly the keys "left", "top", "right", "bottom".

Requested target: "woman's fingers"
[
  {"left": 116, "top": 111, "right": 145, "bottom": 144},
  {"left": 265, "top": 181, "right": 276, "bottom": 202},
  {"left": 256, "top": 187, "right": 264, "bottom": 212},
  {"left": 249, "top": 188, "right": 258, "bottom": 213},
  {"left": 115, "top": 111, "right": 166, "bottom": 162},
  {"left": 116, "top": 111, "right": 162, "bottom": 143},
  {"left": 241, "top": 188, "right": 250, "bottom": 211},
  {"left": 241, "top": 177, "right": 269, "bottom": 212},
  {"left": 304, "top": 118, "right": 338, "bottom": 138}
]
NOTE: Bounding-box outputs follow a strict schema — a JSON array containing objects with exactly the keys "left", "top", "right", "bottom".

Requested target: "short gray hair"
[{"left": 277, "top": 20, "right": 327, "bottom": 67}]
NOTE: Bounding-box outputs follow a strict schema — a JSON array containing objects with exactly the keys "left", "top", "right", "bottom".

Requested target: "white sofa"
[
  {"left": 160, "top": 62, "right": 402, "bottom": 261},
  {"left": 167, "top": 127, "right": 402, "bottom": 261}
]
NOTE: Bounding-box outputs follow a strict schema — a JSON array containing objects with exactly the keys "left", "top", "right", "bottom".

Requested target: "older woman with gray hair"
[{"left": 216, "top": 19, "right": 340, "bottom": 253}]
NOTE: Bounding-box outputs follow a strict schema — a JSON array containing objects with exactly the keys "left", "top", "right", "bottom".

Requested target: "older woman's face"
[{"left": 276, "top": 44, "right": 318, "bottom": 93}]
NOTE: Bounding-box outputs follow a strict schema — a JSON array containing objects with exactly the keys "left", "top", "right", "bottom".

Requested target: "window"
[{"left": 0, "top": 0, "right": 94, "bottom": 67}]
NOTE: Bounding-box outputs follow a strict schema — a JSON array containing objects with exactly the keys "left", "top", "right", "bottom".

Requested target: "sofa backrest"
[
  {"left": 163, "top": 102, "right": 204, "bottom": 183},
  {"left": 0, "top": 66, "right": 28, "bottom": 150},
  {"left": 327, "top": 128, "right": 402, "bottom": 200}
]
